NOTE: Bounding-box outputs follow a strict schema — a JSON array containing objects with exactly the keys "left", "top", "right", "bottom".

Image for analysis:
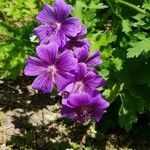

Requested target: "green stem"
[
  {"left": 116, "top": 0, "right": 146, "bottom": 14},
  {"left": 109, "top": 83, "right": 124, "bottom": 101},
  {"left": 106, "top": 0, "right": 117, "bottom": 14}
]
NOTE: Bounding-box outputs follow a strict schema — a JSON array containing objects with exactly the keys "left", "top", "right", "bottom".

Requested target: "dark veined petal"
[
  {"left": 31, "top": 72, "right": 54, "bottom": 93},
  {"left": 90, "top": 94, "right": 109, "bottom": 122},
  {"left": 62, "top": 17, "right": 81, "bottom": 37},
  {"left": 34, "top": 25, "right": 55, "bottom": 44},
  {"left": 55, "top": 71, "right": 74, "bottom": 91},
  {"left": 61, "top": 92, "right": 109, "bottom": 122},
  {"left": 24, "top": 56, "right": 46, "bottom": 76},
  {"left": 36, "top": 4, "right": 56, "bottom": 24},
  {"left": 77, "top": 25, "right": 87, "bottom": 37},
  {"left": 61, "top": 93, "right": 91, "bottom": 122},
  {"left": 67, "top": 93, "right": 90, "bottom": 107},
  {"left": 74, "top": 46, "right": 89, "bottom": 62},
  {"left": 83, "top": 71, "right": 105, "bottom": 95},
  {"left": 50, "top": 30, "right": 67, "bottom": 47},
  {"left": 61, "top": 104, "right": 76, "bottom": 117},
  {"left": 76, "top": 39, "right": 90, "bottom": 51},
  {"left": 60, "top": 82, "right": 75, "bottom": 95},
  {"left": 86, "top": 51, "right": 102, "bottom": 68},
  {"left": 92, "top": 94, "right": 110, "bottom": 110},
  {"left": 54, "top": 0, "right": 72, "bottom": 21},
  {"left": 36, "top": 43, "right": 58, "bottom": 65},
  {"left": 74, "top": 63, "right": 87, "bottom": 80},
  {"left": 61, "top": 101, "right": 79, "bottom": 121},
  {"left": 56, "top": 50, "right": 78, "bottom": 72},
  {"left": 62, "top": 98, "right": 75, "bottom": 108},
  {"left": 62, "top": 38, "right": 90, "bottom": 51},
  {"left": 84, "top": 71, "right": 105, "bottom": 87}
]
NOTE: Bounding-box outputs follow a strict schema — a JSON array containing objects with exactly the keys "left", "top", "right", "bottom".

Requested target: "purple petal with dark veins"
[
  {"left": 86, "top": 51, "right": 102, "bottom": 68},
  {"left": 55, "top": 71, "right": 74, "bottom": 91},
  {"left": 56, "top": 50, "right": 78, "bottom": 72},
  {"left": 74, "top": 47, "right": 89, "bottom": 62},
  {"left": 34, "top": 25, "right": 55, "bottom": 44},
  {"left": 62, "top": 17, "right": 81, "bottom": 37},
  {"left": 36, "top": 4, "right": 56, "bottom": 24},
  {"left": 31, "top": 72, "right": 54, "bottom": 93},
  {"left": 36, "top": 43, "right": 58, "bottom": 65},
  {"left": 24, "top": 56, "right": 46, "bottom": 76},
  {"left": 54, "top": 0, "right": 72, "bottom": 21}
]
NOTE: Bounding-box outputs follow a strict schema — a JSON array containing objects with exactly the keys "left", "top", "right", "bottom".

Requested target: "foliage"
[
  {"left": 71, "top": 0, "right": 150, "bottom": 132},
  {"left": 0, "top": 0, "right": 150, "bottom": 135}
]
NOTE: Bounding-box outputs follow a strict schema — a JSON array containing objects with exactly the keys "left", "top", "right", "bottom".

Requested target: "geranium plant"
[{"left": 24, "top": 0, "right": 109, "bottom": 123}]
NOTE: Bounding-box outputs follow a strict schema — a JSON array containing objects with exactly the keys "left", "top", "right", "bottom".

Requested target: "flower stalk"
[{"left": 116, "top": 0, "right": 146, "bottom": 14}]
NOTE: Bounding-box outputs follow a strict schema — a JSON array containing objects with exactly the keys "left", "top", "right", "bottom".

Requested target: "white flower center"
[
  {"left": 74, "top": 81, "right": 84, "bottom": 92},
  {"left": 52, "top": 22, "right": 61, "bottom": 30},
  {"left": 47, "top": 65, "right": 56, "bottom": 75},
  {"left": 78, "top": 106, "right": 91, "bottom": 121},
  {"left": 56, "top": 22, "right": 61, "bottom": 29}
]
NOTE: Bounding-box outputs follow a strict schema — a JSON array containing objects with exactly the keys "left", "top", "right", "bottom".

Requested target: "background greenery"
[{"left": 0, "top": 0, "right": 150, "bottom": 144}]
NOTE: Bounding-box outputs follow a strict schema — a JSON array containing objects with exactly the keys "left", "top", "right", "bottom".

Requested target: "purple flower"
[
  {"left": 24, "top": 43, "right": 77, "bottom": 93},
  {"left": 74, "top": 46, "right": 102, "bottom": 69},
  {"left": 61, "top": 25, "right": 90, "bottom": 51},
  {"left": 61, "top": 92, "right": 109, "bottom": 122},
  {"left": 60, "top": 63, "right": 105, "bottom": 96},
  {"left": 34, "top": 0, "right": 81, "bottom": 46}
]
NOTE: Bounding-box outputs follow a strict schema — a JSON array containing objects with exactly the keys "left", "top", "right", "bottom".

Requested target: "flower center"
[
  {"left": 74, "top": 81, "right": 84, "bottom": 92},
  {"left": 51, "top": 22, "right": 61, "bottom": 30},
  {"left": 56, "top": 22, "right": 61, "bottom": 29},
  {"left": 63, "top": 91, "right": 70, "bottom": 99},
  {"left": 47, "top": 65, "right": 56, "bottom": 75},
  {"left": 78, "top": 106, "right": 91, "bottom": 121}
]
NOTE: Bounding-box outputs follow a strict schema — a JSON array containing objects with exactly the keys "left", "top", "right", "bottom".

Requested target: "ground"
[{"left": 0, "top": 77, "right": 149, "bottom": 150}]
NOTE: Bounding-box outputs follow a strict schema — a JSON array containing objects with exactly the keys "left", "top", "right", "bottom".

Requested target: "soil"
[{"left": 0, "top": 76, "right": 150, "bottom": 150}]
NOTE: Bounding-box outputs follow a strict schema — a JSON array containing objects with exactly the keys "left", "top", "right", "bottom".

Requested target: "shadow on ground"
[{"left": 0, "top": 76, "right": 150, "bottom": 150}]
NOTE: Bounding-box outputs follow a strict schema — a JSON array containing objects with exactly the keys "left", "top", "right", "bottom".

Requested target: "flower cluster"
[{"left": 24, "top": 0, "right": 109, "bottom": 123}]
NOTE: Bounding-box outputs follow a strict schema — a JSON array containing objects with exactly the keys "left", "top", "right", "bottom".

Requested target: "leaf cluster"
[
  {"left": 0, "top": 0, "right": 40, "bottom": 79},
  {"left": 71, "top": 0, "right": 150, "bottom": 132}
]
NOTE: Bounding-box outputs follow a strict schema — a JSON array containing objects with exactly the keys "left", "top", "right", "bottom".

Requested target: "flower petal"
[
  {"left": 31, "top": 73, "right": 54, "bottom": 93},
  {"left": 67, "top": 93, "right": 90, "bottom": 107},
  {"left": 74, "top": 46, "right": 89, "bottom": 62},
  {"left": 34, "top": 25, "right": 55, "bottom": 44},
  {"left": 56, "top": 50, "right": 78, "bottom": 72},
  {"left": 54, "top": 0, "right": 72, "bottom": 21},
  {"left": 86, "top": 51, "right": 102, "bottom": 68},
  {"left": 77, "top": 25, "right": 87, "bottom": 37},
  {"left": 36, "top": 43, "right": 58, "bottom": 65},
  {"left": 51, "top": 30, "right": 67, "bottom": 47},
  {"left": 60, "top": 82, "right": 75, "bottom": 94},
  {"left": 74, "top": 63, "right": 87, "bottom": 80},
  {"left": 83, "top": 71, "right": 105, "bottom": 94},
  {"left": 90, "top": 94, "right": 109, "bottom": 122},
  {"left": 36, "top": 4, "right": 56, "bottom": 24},
  {"left": 61, "top": 104, "right": 75, "bottom": 117},
  {"left": 24, "top": 56, "right": 46, "bottom": 76},
  {"left": 61, "top": 102, "right": 78, "bottom": 120},
  {"left": 55, "top": 71, "right": 74, "bottom": 91},
  {"left": 62, "top": 17, "right": 81, "bottom": 37},
  {"left": 62, "top": 98, "right": 75, "bottom": 108}
]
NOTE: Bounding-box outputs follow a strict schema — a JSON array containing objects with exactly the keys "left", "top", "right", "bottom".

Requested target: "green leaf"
[
  {"left": 122, "top": 19, "right": 132, "bottom": 34},
  {"left": 112, "top": 57, "right": 123, "bottom": 71},
  {"left": 119, "top": 93, "right": 145, "bottom": 131},
  {"left": 127, "top": 37, "right": 150, "bottom": 58},
  {"left": 89, "top": 1, "right": 108, "bottom": 9},
  {"left": 143, "top": 0, "right": 150, "bottom": 11},
  {"left": 89, "top": 31, "right": 117, "bottom": 50},
  {"left": 73, "top": 0, "right": 107, "bottom": 29}
]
